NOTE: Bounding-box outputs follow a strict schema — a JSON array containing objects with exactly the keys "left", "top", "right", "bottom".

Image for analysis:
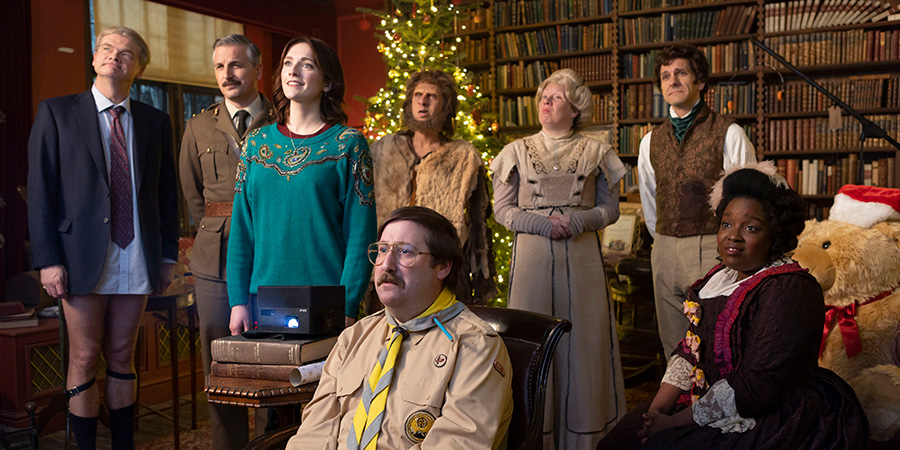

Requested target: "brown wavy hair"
[
  {"left": 653, "top": 44, "right": 710, "bottom": 96},
  {"left": 272, "top": 36, "right": 348, "bottom": 126},
  {"left": 402, "top": 70, "right": 459, "bottom": 143}
]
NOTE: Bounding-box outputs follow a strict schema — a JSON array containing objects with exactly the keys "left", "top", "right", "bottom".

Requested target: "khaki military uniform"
[
  {"left": 288, "top": 307, "right": 513, "bottom": 450},
  {"left": 178, "top": 94, "right": 275, "bottom": 450}
]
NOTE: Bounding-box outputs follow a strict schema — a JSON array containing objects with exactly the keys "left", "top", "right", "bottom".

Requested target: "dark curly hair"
[
  {"left": 272, "top": 36, "right": 347, "bottom": 126},
  {"left": 653, "top": 44, "right": 710, "bottom": 97},
  {"left": 715, "top": 168, "right": 806, "bottom": 263}
]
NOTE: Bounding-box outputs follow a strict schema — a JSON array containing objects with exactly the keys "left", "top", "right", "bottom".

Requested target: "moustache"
[
  {"left": 376, "top": 272, "right": 405, "bottom": 288},
  {"left": 222, "top": 79, "right": 241, "bottom": 87}
]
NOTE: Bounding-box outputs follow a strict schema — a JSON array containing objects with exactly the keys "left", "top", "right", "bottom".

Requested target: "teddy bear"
[{"left": 792, "top": 185, "right": 900, "bottom": 442}]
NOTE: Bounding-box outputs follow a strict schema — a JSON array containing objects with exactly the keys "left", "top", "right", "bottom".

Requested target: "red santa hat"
[{"left": 828, "top": 185, "right": 900, "bottom": 228}]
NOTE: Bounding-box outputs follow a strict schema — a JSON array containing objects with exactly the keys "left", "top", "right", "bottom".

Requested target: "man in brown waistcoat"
[
  {"left": 637, "top": 45, "right": 756, "bottom": 356},
  {"left": 369, "top": 70, "right": 496, "bottom": 306},
  {"left": 178, "top": 34, "right": 275, "bottom": 450}
]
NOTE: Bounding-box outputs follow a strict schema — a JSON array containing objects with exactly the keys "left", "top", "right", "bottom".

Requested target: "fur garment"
[{"left": 371, "top": 133, "right": 482, "bottom": 244}]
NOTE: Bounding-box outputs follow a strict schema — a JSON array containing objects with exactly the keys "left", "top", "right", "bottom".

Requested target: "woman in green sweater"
[{"left": 227, "top": 37, "right": 375, "bottom": 332}]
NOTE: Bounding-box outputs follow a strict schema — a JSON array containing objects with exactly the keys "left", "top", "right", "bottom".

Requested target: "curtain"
[{"left": 94, "top": 0, "right": 243, "bottom": 88}]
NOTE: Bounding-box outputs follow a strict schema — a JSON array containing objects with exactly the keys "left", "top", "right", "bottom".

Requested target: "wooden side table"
[
  {"left": 205, "top": 376, "right": 317, "bottom": 427},
  {"left": 0, "top": 319, "right": 63, "bottom": 428},
  {"left": 138, "top": 284, "right": 198, "bottom": 450}
]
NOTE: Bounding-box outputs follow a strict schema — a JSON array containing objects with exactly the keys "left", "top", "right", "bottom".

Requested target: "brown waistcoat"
[{"left": 650, "top": 104, "right": 732, "bottom": 237}]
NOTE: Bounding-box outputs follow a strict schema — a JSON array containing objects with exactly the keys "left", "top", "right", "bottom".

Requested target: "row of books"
[
  {"left": 763, "top": 74, "right": 900, "bottom": 113},
  {"left": 457, "top": 36, "right": 489, "bottom": 63},
  {"left": 495, "top": 23, "right": 615, "bottom": 59},
  {"left": 500, "top": 95, "right": 540, "bottom": 127},
  {"left": 618, "top": 123, "right": 654, "bottom": 155},
  {"left": 497, "top": 60, "right": 561, "bottom": 90},
  {"left": 618, "top": 0, "right": 718, "bottom": 14},
  {"left": 592, "top": 92, "right": 617, "bottom": 122},
  {"left": 620, "top": 84, "right": 663, "bottom": 120},
  {"left": 618, "top": 6, "right": 755, "bottom": 46},
  {"left": 451, "top": 8, "right": 490, "bottom": 34},
  {"left": 775, "top": 156, "right": 896, "bottom": 196},
  {"left": 763, "top": 0, "right": 896, "bottom": 33},
  {"left": 762, "top": 29, "right": 899, "bottom": 68},
  {"left": 619, "top": 163, "right": 638, "bottom": 194},
  {"left": 561, "top": 54, "right": 615, "bottom": 82},
  {"left": 620, "top": 41, "right": 755, "bottom": 79},
  {"left": 703, "top": 82, "right": 757, "bottom": 115},
  {"left": 492, "top": 0, "right": 613, "bottom": 28},
  {"left": 764, "top": 115, "right": 900, "bottom": 152}
]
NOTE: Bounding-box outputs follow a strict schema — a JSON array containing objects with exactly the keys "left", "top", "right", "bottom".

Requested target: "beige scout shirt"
[{"left": 287, "top": 306, "right": 513, "bottom": 449}]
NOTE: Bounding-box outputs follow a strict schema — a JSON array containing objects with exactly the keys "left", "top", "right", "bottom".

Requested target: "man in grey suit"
[
  {"left": 179, "top": 34, "right": 275, "bottom": 450},
  {"left": 27, "top": 26, "right": 178, "bottom": 450}
]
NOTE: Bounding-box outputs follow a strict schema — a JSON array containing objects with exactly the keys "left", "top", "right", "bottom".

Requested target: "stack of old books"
[
  {"left": 0, "top": 301, "right": 38, "bottom": 330},
  {"left": 210, "top": 333, "right": 338, "bottom": 386}
]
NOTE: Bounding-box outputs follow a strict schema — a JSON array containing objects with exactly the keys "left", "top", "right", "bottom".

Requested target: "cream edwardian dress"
[{"left": 491, "top": 131, "right": 627, "bottom": 450}]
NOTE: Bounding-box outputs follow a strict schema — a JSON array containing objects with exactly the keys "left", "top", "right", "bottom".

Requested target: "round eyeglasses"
[{"left": 368, "top": 242, "right": 431, "bottom": 268}]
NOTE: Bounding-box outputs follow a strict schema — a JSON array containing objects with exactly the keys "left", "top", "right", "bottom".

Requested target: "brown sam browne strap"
[{"left": 205, "top": 201, "right": 233, "bottom": 217}]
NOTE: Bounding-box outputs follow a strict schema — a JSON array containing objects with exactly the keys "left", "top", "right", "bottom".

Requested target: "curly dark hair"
[
  {"left": 402, "top": 70, "right": 459, "bottom": 143},
  {"left": 653, "top": 44, "right": 710, "bottom": 97},
  {"left": 272, "top": 36, "right": 347, "bottom": 126},
  {"left": 715, "top": 168, "right": 806, "bottom": 263}
]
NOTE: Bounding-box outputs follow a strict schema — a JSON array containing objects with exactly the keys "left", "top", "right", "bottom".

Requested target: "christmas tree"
[{"left": 358, "top": 0, "right": 512, "bottom": 305}]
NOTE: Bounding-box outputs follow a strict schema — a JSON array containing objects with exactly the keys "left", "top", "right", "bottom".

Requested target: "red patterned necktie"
[{"left": 109, "top": 106, "right": 134, "bottom": 249}]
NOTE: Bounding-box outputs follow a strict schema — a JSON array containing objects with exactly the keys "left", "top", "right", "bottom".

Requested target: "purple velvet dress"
[{"left": 598, "top": 263, "right": 868, "bottom": 450}]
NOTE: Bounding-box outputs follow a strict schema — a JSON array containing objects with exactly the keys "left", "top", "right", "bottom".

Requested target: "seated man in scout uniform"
[{"left": 287, "top": 206, "right": 513, "bottom": 449}]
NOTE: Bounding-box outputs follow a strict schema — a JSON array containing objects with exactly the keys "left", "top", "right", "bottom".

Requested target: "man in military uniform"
[
  {"left": 179, "top": 33, "right": 275, "bottom": 450},
  {"left": 287, "top": 206, "right": 513, "bottom": 449}
]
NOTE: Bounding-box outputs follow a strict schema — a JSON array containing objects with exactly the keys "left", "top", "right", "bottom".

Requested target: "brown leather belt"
[{"left": 205, "top": 201, "right": 233, "bottom": 217}]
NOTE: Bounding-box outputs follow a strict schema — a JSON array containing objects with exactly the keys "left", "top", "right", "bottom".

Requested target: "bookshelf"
[{"left": 446, "top": 0, "right": 900, "bottom": 209}]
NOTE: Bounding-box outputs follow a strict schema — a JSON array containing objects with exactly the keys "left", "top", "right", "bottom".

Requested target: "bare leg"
[
  {"left": 102, "top": 294, "right": 147, "bottom": 409},
  {"left": 62, "top": 295, "right": 110, "bottom": 417}
]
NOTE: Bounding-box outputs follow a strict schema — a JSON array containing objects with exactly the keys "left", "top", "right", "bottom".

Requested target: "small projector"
[{"left": 255, "top": 285, "right": 344, "bottom": 335}]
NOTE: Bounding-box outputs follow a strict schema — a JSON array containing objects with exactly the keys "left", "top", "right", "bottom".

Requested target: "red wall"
[
  {"left": 30, "top": 0, "right": 89, "bottom": 113},
  {"left": 337, "top": 14, "right": 387, "bottom": 129}
]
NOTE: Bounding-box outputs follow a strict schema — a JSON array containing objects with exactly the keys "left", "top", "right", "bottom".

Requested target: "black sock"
[
  {"left": 108, "top": 403, "right": 135, "bottom": 450},
  {"left": 68, "top": 412, "right": 98, "bottom": 450}
]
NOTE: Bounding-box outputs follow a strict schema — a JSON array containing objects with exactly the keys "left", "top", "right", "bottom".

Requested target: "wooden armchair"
[{"left": 242, "top": 306, "right": 572, "bottom": 450}]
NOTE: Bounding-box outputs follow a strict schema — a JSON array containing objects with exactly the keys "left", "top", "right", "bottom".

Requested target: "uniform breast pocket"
[
  {"left": 198, "top": 135, "right": 235, "bottom": 184},
  {"left": 335, "top": 363, "right": 367, "bottom": 402}
]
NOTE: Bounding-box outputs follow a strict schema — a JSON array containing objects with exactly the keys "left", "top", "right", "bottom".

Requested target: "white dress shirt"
[{"left": 91, "top": 85, "right": 153, "bottom": 295}]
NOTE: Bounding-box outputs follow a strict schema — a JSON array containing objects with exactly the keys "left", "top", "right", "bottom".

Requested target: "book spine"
[{"left": 210, "top": 361, "right": 295, "bottom": 381}]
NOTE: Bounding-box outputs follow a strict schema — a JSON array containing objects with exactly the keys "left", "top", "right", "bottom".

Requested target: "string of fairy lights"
[{"left": 359, "top": 0, "right": 513, "bottom": 304}]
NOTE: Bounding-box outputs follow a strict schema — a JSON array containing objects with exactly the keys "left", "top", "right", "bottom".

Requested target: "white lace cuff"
[
  {"left": 692, "top": 379, "right": 757, "bottom": 433},
  {"left": 661, "top": 355, "right": 692, "bottom": 390}
]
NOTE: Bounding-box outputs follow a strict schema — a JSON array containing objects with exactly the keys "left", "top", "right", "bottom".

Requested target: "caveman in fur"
[{"left": 792, "top": 185, "right": 900, "bottom": 441}]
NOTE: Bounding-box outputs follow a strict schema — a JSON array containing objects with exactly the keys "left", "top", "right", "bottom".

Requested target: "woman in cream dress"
[{"left": 491, "top": 69, "right": 627, "bottom": 449}]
